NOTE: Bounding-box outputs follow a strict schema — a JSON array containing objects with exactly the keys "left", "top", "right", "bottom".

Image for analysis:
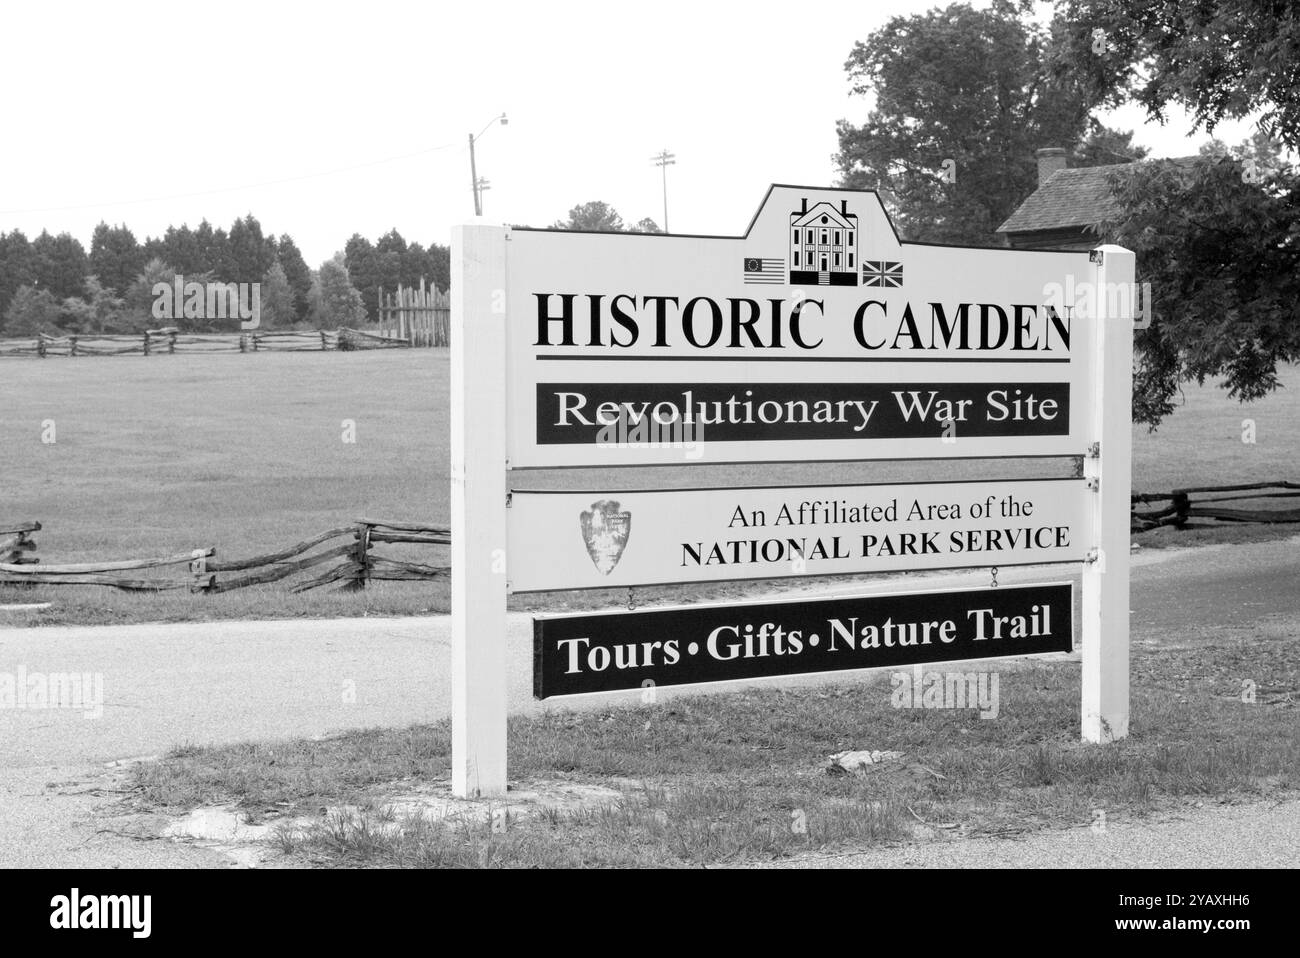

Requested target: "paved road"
[
  {"left": 1, "top": 534, "right": 1297, "bottom": 867},
  {"left": 761, "top": 799, "right": 1300, "bottom": 868}
]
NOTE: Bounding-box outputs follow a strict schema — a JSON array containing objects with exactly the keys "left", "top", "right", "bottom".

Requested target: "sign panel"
[
  {"left": 508, "top": 478, "right": 1087, "bottom": 593},
  {"left": 506, "top": 185, "right": 1096, "bottom": 467},
  {"left": 533, "top": 582, "right": 1074, "bottom": 698}
]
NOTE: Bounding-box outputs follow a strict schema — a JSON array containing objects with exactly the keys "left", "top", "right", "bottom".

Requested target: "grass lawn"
[
  {"left": 129, "top": 625, "right": 1299, "bottom": 867},
  {"left": 1, "top": 351, "right": 1297, "bottom": 625}
]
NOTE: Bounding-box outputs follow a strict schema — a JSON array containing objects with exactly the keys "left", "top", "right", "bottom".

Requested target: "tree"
[
  {"left": 123, "top": 258, "right": 178, "bottom": 331},
  {"left": 417, "top": 241, "right": 451, "bottom": 292},
  {"left": 401, "top": 241, "right": 448, "bottom": 292},
  {"left": 553, "top": 201, "right": 626, "bottom": 232},
  {"left": 60, "top": 276, "right": 128, "bottom": 334},
  {"left": 191, "top": 220, "right": 232, "bottom": 280},
  {"left": 835, "top": 1, "right": 1134, "bottom": 244},
  {"left": 1058, "top": 0, "right": 1300, "bottom": 149},
  {"left": 631, "top": 218, "right": 663, "bottom": 233},
  {"left": 2, "top": 286, "right": 63, "bottom": 336},
  {"left": 89, "top": 222, "right": 145, "bottom": 296},
  {"left": 309, "top": 255, "right": 367, "bottom": 327},
  {"left": 1071, "top": 125, "right": 1148, "bottom": 167},
  {"left": 160, "top": 224, "right": 203, "bottom": 274},
  {"left": 259, "top": 262, "right": 296, "bottom": 329},
  {"left": 31, "top": 231, "right": 89, "bottom": 300},
  {"left": 226, "top": 214, "right": 275, "bottom": 284},
  {"left": 274, "top": 233, "right": 313, "bottom": 322},
  {"left": 1102, "top": 136, "right": 1300, "bottom": 427},
  {"left": 343, "top": 234, "right": 383, "bottom": 322},
  {"left": 1049, "top": 3, "right": 1300, "bottom": 423},
  {"left": 0, "top": 230, "right": 36, "bottom": 319}
]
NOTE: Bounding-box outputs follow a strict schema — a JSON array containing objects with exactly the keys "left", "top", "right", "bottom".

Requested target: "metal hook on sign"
[
  {"left": 990, "top": 566, "right": 999, "bottom": 589},
  {"left": 627, "top": 587, "right": 636, "bottom": 611}
]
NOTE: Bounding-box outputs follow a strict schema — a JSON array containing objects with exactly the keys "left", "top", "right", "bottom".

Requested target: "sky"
[{"left": 0, "top": 0, "right": 1258, "bottom": 267}]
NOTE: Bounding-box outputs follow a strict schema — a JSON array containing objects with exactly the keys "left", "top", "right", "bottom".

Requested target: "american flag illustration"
[
  {"left": 743, "top": 257, "right": 784, "bottom": 284},
  {"left": 862, "top": 261, "right": 903, "bottom": 288}
]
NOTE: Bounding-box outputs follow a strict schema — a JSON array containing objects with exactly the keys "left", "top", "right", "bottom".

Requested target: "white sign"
[
  {"left": 506, "top": 185, "right": 1097, "bottom": 467},
  {"left": 508, "top": 479, "right": 1088, "bottom": 593},
  {"left": 451, "top": 191, "right": 1137, "bottom": 799}
]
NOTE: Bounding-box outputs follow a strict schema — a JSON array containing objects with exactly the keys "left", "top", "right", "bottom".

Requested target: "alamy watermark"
[
  {"left": 595, "top": 409, "right": 704, "bottom": 460},
  {"left": 152, "top": 274, "right": 260, "bottom": 330},
  {"left": 0, "top": 666, "right": 103, "bottom": 719},
  {"left": 890, "top": 664, "right": 1000, "bottom": 719},
  {"left": 1042, "top": 277, "right": 1153, "bottom": 329}
]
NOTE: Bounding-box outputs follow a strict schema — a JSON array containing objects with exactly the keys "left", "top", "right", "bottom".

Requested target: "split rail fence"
[
  {"left": 0, "top": 327, "right": 424, "bottom": 358},
  {"left": 0, "top": 520, "right": 448, "bottom": 593},
  {"left": 3, "top": 483, "right": 1294, "bottom": 595},
  {"left": 1130, "top": 481, "right": 1300, "bottom": 531}
]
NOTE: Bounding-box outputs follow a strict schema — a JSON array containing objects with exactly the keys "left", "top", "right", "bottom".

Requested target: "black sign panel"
[
  {"left": 534, "top": 583, "right": 1073, "bottom": 698},
  {"left": 536, "top": 382, "right": 1070, "bottom": 445}
]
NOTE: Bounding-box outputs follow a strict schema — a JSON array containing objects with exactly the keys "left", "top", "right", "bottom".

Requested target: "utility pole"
[
  {"left": 651, "top": 148, "right": 675, "bottom": 232},
  {"left": 476, "top": 177, "right": 491, "bottom": 214},
  {"left": 468, "top": 133, "right": 482, "bottom": 216},
  {"left": 468, "top": 113, "right": 508, "bottom": 217}
]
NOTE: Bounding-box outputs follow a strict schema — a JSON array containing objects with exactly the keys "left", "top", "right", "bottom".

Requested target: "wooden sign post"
[
  {"left": 450, "top": 188, "right": 1136, "bottom": 797},
  {"left": 1082, "top": 245, "right": 1135, "bottom": 743},
  {"left": 451, "top": 224, "right": 509, "bottom": 798}
]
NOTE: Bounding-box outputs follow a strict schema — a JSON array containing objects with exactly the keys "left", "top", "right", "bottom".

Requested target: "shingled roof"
[
  {"left": 997, "top": 163, "right": 1128, "bottom": 234},
  {"left": 998, "top": 156, "right": 1202, "bottom": 236}
]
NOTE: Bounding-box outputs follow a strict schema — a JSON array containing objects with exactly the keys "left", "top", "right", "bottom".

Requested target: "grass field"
[
  {"left": 131, "top": 626, "right": 1299, "bottom": 867},
  {"left": 1, "top": 351, "right": 1297, "bottom": 625}
]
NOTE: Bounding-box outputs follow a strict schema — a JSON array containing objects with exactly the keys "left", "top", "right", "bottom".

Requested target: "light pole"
[
  {"left": 651, "top": 148, "right": 675, "bottom": 232},
  {"left": 476, "top": 177, "right": 491, "bottom": 213},
  {"left": 469, "top": 113, "right": 508, "bottom": 216}
]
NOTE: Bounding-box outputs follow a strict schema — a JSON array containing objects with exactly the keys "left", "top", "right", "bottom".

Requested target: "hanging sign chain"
[
  {"left": 627, "top": 586, "right": 637, "bottom": 611},
  {"left": 990, "top": 566, "right": 999, "bottom": 589}
]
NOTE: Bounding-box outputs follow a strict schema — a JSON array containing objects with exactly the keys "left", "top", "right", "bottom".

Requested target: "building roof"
[
  {"left": 998, "top": 156, "right": 1201, "bottom": 235},
  {"left": 997, "top": 164, "right": 1128, "bottom": 234}
]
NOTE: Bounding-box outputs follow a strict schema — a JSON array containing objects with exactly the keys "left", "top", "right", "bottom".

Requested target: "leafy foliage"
[
  {"left": 344, "top": 231, "right": 450, "bottom": 323},
  {"left": 1058, "top": 0, "right": 1300, "bottom": 148},
  {"left": 550, "top": 202, "right": 663, "bottom": 234},
  {"left": 309, "top": 255, "right": 367, "bottom": 327},
  {"left": 2, "top": 285, "right": 63, "bottom": 336},
  {"left": 835, "top": 0, "right": 1134, "bottom": 243},
  {"left": 259, "top": 262, "right": 296, "bottom": 329},
  {"left": 1104, "top": 139, "right": 1300, "bottom": 426}
]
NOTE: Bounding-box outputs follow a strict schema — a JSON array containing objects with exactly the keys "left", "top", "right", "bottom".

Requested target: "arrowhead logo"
[{"left": 579, "top": 499, "right": 631, "bottom": 575}]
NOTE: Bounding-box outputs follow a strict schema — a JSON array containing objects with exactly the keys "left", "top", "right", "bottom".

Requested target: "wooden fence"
[
  {"left": 0, "top": 327, "right": 414, "bottom": 358},
  {"left": 0, "top": 520, "right": 448, "bottom": 593},
  {"left": 1131, "top": 481, "right": 1300, "bottom": 531},
  {"left": 377, "top": 280, "right": 450, "bottom": 347}
]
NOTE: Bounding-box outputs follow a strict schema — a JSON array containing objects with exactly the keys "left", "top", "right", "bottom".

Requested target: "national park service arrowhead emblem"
[{"left": 579, "top": 499, "right": 631, "bottom": 575}]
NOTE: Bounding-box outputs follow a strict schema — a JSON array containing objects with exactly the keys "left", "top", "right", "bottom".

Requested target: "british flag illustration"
[{"left": 862, "top": 261, "right": 904, "bottom": 288}]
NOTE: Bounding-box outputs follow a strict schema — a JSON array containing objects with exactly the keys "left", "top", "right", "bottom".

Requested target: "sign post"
[
  {"left": 448, "top": 187, "right": 1136, "bottom": 796},
  {"left": 451, "top": 224, "right": 509, "bottom": 798},
  {"left": 1082, "top": 245, "right": 1135, "bottom": 743}
]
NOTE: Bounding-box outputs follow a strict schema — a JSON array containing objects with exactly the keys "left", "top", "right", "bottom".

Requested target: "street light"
[{"left": 469, "top": 113, "right": 508, "bottom": 216}]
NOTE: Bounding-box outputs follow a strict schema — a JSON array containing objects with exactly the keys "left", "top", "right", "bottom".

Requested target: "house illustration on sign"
[{"left": 789, "top": 197, "right": 859, "bottom": 286}]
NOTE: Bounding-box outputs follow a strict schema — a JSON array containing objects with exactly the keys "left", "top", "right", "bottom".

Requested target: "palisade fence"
[
  {"left": 376, "top": 280, "right": 450, "bottom": 347},
  {"left": 0, "top": 520, "right": 448, "bottom": 593},
  {"left": 0, "top": 327, "right": 428, "bottom": 357}
]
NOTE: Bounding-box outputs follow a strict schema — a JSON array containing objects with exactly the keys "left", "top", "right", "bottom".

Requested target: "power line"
[{"left": 0, "top": 139, "right": 464, "bottom": 216}]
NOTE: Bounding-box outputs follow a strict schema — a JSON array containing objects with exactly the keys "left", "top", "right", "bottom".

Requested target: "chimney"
[
  {"left": 1036, "top": 147, "right": 1067, "bottom": 186},
  {"left": 841, "top": 199, "right": 848, "bottom": 215},
  {"left": 800, "top": 198, "right": 807, "bottom": 214}
]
